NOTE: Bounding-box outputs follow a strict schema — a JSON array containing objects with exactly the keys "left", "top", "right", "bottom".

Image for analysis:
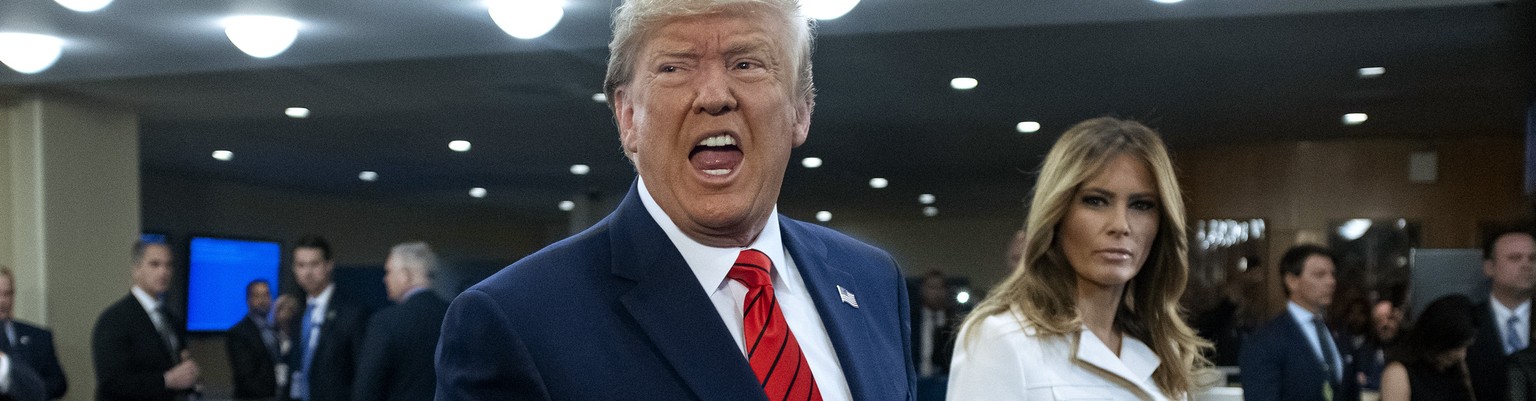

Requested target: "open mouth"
[{"left": 688, "top": 133, "right": 743, "bottom": 177}]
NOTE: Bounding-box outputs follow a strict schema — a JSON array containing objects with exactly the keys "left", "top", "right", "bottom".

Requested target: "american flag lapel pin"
[{"left": 837, "top": 285, "right": 859, "bottom": 309}]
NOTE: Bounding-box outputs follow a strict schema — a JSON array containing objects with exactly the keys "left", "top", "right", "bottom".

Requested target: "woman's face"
[{"left": 1059, "top": 153, "right": 1161, "bottom": 292}]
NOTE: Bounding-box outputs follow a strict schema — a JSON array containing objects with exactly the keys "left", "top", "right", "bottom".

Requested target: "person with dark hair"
[
  {"left": 1240, "top": 244, "right": 1360, "bottom": 401},
  {"left": 91, "top": 241, "right": 200, "bottom": 401},
  {"left": 0, "top": 268, "right": 66, "bottom": 400},
  {"left": 1468, "top": 226, "right": 1536, "bottom": 401},
  {"left": 1379, "top": 294, "right": 1477, "bottom": 401},
  {"left": 288, "top": 235, "right": 368, "bottom": 401},
  {"left": 226, "top": 279, "right": 283, "bottom": 400},
  {"left": 1355, "top": 299, "right": 1403, "bottom": 392}
]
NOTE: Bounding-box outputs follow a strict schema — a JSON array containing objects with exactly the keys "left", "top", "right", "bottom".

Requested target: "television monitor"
[{"left": 186, "top": 236, "right": 281, "bottom": 332}]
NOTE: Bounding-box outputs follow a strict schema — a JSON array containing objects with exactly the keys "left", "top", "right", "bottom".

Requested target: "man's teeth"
[
  {"left": 703, "top": 169, "right": 731, "bottom": 176},
  {"left": 697, "top": 135, "right": 737, "bottom": 147}
]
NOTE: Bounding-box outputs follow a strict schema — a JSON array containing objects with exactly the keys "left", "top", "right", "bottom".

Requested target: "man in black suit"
[
  {"left": 353, "top": 242, "right": 449, "bottom": 401},
  {"left": 287, "top": 235, "right": 367, "bottom": 401},
  {"left": 912, "top": 270, "right": 959, "bottom": 401},
  {"left": 0, "top": 268, "right": 65, "bottom": 400},
  {"left": 91, "top": 241, "right": 201, "bottom": 401},
  {"left": 1240, "top": 245, "right": 1359, "bottom": 401},
  {"left": 1467, "top": 226, "right": 1536, "bottom": 401},
  {"left": 226, "top": 279, "right": 283, "bottom": 400}
]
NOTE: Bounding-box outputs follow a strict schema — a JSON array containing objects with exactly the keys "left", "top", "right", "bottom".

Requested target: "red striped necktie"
[{"left": 730, "top": 249, "right": 823, "bottom": 401}]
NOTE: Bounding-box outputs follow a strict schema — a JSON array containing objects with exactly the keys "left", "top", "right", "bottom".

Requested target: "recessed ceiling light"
[
  {"left": 1016, "top": 121, "right": 1041, "bottom": 133},
  {"left": 1357, "top": 67, "right": 1386, "bottom": 78},
  {"left": 53, "top": 0, "right": 112, "bottom": 12},
  {"left": 488, "top": 0, "right": 564, "bottom": 39},
  {"left": 950, "top": 77, "right": 978, "bottom": 90},
  {"left": 869, "top": 178, "right": 888, "bottom": 189},
  {"left": 469, "top": 187, "right": 487, "bottom": 198},
  {"left": 1342, "top": 113, "right": 1368, "bottom": 125},
  {"left": 591, "top": 93, "right": 607, "bottom": 103},
  {"left": 1152, "top": 0, "right": 1183, "bottom": 3},
  {"left": 570, "top": 164, "right": 590, "bottom": 175},
  {"left": 918, "top": 194, "right": 936, "bottom": 205},
  {"left": 802, "top": 157, "right": 823, "bottom": 168},
  {"left": 222, "top": 15, "right": 301, "bottom": 58},
  {"left": 816, "top": 211, "right": 832, "bottom": 222},
  {"left": 923, "top": 206, "right": 939, "bottom": 217},
  {"left": 212, "top": 150, "right": 233, "bottom": 161},
  {"left": 803, "top": 0, "right": 860, "bottom": 20},
  {"left": 449, "top": 140, "right": 472, "bottom": 152},
  {"left": 358, "top": 171, "right": 378, "bottom": 181},
  {"left": 0, "top": 33, "right": 64, "bottom": 74},
  {"left": 558, "top": 200, "right": 576, "bottom": 211},
  {"left": 285, "top": 107, "right": 309, "bottom": 118}
]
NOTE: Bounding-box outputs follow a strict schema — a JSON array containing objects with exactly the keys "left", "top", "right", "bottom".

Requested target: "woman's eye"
[
  {"left": 1130, "top": 200, "right": 1158, "bottom": 211},
  {"left": 1082, "top": 196, "right": 1108, "bottom": 207}
]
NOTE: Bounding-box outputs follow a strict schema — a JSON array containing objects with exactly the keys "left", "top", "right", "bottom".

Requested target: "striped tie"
[{"left": 730, "top": 249, "right": 822, "bottom": 401}]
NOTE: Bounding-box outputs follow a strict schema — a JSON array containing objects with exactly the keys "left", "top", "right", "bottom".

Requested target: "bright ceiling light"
[
  {"left": 358, "top": 171, "right": 378, "bottom": 181},
  {"left": 1342, "top": 113, "right": 1368, "bottom": 125},
  {"left": 923, "top": 206, "right": 938, "bottom": 217},
  {"left": 488, "top": 0, "right": 565, "bottom": 39},
  {"left": 802, "top": 0, "right": 860, "bottom": 20},
  {"left": 0, "top": 33, "right": 64, "bottom": 74},
  {"left": 570, "top": 164, "right": 590, "bottom": 175},
  {"left": 223, "top": 16, "right": 300, "bottom": 58},
  {"left": 470, "top": 187, "right": 488, "bottom": 198},
  {"left": 1016, "top": 121, "right": 1041, "bottom": 133},
  {"left": 591, "top": 93, "right": 607, "bottom": 103},
  {"left": 1337, "top": 219, "right": 1372, "bottom": 241},
  {"left": 558, "top": 200, "right": 576, "bottom": 211},
  {"left": 816, "top": 211, "right": 832, "bottom": 222},
  {"left": 212, "top": 150, "right": 234, "bottom": 161},
  {"left": 1357, "top": 67, "right": 1385, "bottom": 78},
  {"left": 956, "top": 291, "right": 971, "bottom": 304},
  {"left": 918, "top": 194, "right": 936, "bottom": 205},
  {"left": 869, "top": 178, "right": 888, "bottom": 189},
  {"left": 949, "top": 77, "right": 978, "bottom": 90},
  {"left": 802, "top": 157, "right": 823, "bottom": 168},
  {"left": 449, "top": 140, "right": 472, "bottom": 152},
  {"left": 1152, "top": 0, "right": 1184, "bottom": 3},
  {"left": 285, "top": 107, "right": 310, "bottom": 118},
  {"left": 53, "top": 0, "right": 112, "bottom": 12}
]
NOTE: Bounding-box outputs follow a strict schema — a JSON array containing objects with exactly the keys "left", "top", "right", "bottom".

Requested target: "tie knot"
[{"left": 727, "top": 249, "right": 773, "bottom": 288}]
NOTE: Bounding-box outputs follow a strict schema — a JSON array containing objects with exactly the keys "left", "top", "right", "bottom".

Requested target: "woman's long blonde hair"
[{"left": 961, "top": 117, "right": 1210, "bottom": 398}]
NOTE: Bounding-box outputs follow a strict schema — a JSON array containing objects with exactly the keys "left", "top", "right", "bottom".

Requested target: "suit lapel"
[
  {"left": 124, "top": 294, "right": 176, "bottom": 366},
  {"left": 781, "top": 218, "right": 878, "bottom": 400},
  {"left": 609, "top": 184, "right": 767, "bottom": 401}
]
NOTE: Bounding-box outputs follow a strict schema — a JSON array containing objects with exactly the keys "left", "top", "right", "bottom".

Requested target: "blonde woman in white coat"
[{"left": 948, "top": 117, "right": 1210, "bottom": 401}]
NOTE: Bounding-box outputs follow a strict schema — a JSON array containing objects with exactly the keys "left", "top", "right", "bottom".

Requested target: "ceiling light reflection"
[
  {"left": 488, "top": 0, "right": 565, "bottom": 39},
  {"left": 0, "top": 33, "right": 64, "bottom": 74},
  {"left": 223, "top": 16, "right": 300, "bottom": 58}
]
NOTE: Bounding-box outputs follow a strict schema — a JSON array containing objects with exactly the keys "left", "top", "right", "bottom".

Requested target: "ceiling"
[{"left": 1, "top": 0, "right": 1532, "bottom": 223}]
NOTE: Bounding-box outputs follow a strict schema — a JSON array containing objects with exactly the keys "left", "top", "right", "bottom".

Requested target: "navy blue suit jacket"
[
  {"left": 8, "top": 321, "right": 65, "bottom": 400},
  {"left": 1240, "top": 312, "right": 1359, "bottom": 401},
  {"left": 436, "top": 183, "right": 916, "bottom": 400}
]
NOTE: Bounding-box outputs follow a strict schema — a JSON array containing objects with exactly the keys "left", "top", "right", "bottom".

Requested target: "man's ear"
[
  {"left": 614, "top": 88, "right": 640, "bottom": 155},
  {"left": 790, "top": 99, "right": 812, "bottom": 148}
]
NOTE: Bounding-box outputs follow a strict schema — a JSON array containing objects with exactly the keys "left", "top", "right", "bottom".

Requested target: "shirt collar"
[
  {"left": 1491, "top": 295, "right": 1530, "bottom": 322},
  {"left": 308, "top": 284, "right": 335, "bottom": 310},
  {"left": 637, "top": 177, "right": 794, "bottom": 296},
  {"left": 130, "top": 286, "right": 162, "bottom": 314},
  {"left": 1287, "top": 301, "right": 1320, "bottom": 325},
  {"left": 400, "top": 287, "right": 429, "bottom": 303}
]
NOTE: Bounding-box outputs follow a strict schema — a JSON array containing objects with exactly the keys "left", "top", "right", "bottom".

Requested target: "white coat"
[{"left": 946, "top": 311, "right": 1178, "bottom": 401}]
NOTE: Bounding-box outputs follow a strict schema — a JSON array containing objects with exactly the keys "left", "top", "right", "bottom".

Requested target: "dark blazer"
[
  {"left": 90, "top": 293, "right": 188, "bottom": 401},
  {"left": 352, "top": 291, "right": 448, "bottom": 401},
  {"left": 1508, "top": 347, "right": 1536, "bottom": 401},
  {"left": 908, "top": 304, "right": 959, "bottom": 377},
  {"left": 1, "top": 356, "right": 46, "bottom": 401},
  {"left": 1469, "top": 300, "right": 1530, "bottom": 401},
  {"left": 226, "top": 314, "right": 280, "bottom": 400},
  {"left": 1240, "top": 311, "right": 1360, "bottom": 401},
  {"left": 7, "top": 321, "right": 66, "bottom": 399},
  {"left": 436, "top": 182, "right": 916, "bottom": 401},
  {"left": 288, "top": 293, "right": 369, "bottom": 401}
]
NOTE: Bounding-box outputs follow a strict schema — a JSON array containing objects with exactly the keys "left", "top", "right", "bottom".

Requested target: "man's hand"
[{"left": 163, "top": 357, "right": 200, "bottom": 390}]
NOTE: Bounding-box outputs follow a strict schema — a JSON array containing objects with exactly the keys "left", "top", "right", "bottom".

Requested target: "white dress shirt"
[
  {"left": 1491, "top": 295, "right": 1531, "bottom": 354},
  {"left": 919, "top": 308, "right": 945, "bottom": 377},
  {"left": 1286, "top": 301, "right": 1344, "bottom": 383},
  {"left": 304, "top": 284, "right": 336, "bottom": 352},
  {"left": 948, "top": 310, "right": 1175, "bottom": 401},
  {"left": 638, "top": 178, "right": 852, "bottom": 401}
]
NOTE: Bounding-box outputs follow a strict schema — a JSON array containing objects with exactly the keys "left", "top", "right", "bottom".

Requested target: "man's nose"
[{"left": 693, "top": 67, "right": 737, "bottom": 116}]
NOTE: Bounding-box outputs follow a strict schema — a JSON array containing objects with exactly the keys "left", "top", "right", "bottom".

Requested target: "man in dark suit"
[
  {"left": 226, "top": 279, "right": 282, "bottom": 400},
  {"left": 91, "top": 241, "right": 201, "bottom": 401},
  {"left": 353, "top": 242, "right": 449, "bottom": 401},
  {"left": 435, "top": 1, "right": 916, "bottom": 399},
  {"left": 1468, "top": 226, "right": 1536, "bottom": 401},
  {"left": 912, "top": 271, "right": 958, "bottom": 401},
  {"left": 1241, "top": 245, "right": 1359, "bottom": 401},
  {"left": 0, "top": 268, "right": 65, "bottom": 400},
  {"left": 287, "top": 236, "right": 368, "bottom": 401},
  {"left": 0, "top": 351, "right": 45, "bottom": 401}
]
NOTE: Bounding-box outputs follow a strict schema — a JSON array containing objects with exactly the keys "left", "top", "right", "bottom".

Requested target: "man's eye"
[{"left": 659, "top": 65, "right": 678, "bottom": 73}]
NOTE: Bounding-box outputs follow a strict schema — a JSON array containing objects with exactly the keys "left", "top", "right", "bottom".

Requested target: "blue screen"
[{"left": 187, "top": 237, "right": 280, "bottom": 332}]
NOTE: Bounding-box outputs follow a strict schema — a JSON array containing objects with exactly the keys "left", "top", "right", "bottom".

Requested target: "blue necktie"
[
  {"left": 1508, "top": 315, "right": 1525, "bottom": 354},
  {"left": 295, "top": 304, "right": 317, "bottom": 400}
]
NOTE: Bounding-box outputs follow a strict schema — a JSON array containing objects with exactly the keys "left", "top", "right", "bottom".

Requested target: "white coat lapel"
[{"left": 1074, "top": 330, "right": 1169, "bottom": 401}]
